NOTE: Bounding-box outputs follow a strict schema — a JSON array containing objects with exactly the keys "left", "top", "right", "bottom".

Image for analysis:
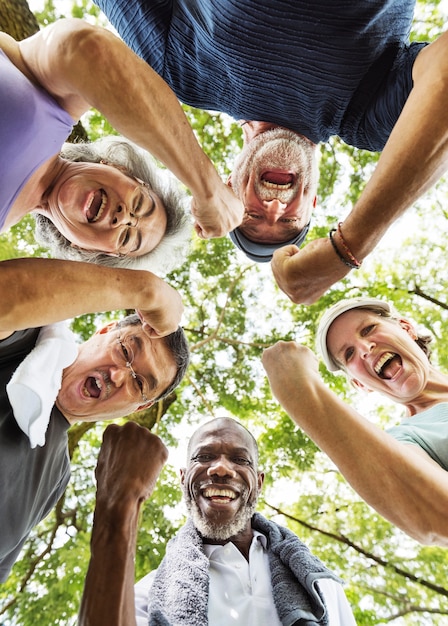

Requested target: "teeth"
[
  {"left": 263, "top": 180, "right": 292, "bottom": 190},
  {"left": 95, "top": 190, "right": 107, "bottom": 222},
  {"left": 374, "top": 352, "right": 396, "bottom": 375},
  {"left": 204, "top": 488, "right": 236, "bottom": 499},
  {"left": 82, "top": 377, "right": 102, "bottom": 398},
  {"left": 87, "top": 190, "right": 107, "bottom": 223}
]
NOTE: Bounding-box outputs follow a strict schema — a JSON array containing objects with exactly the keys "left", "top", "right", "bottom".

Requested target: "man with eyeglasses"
[{"left": 0, "top": 257, "right": 189, "bottom": 583}]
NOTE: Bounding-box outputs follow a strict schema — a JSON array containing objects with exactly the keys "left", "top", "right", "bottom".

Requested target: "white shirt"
[
  {"left": 135, "top": 532, "right": 356, "bottom": 626},
  {"left": 203, "top": 533, "right": 283, "bottom": 626}
]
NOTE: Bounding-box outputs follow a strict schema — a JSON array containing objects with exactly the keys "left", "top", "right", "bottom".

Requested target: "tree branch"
[
  {"left": 264, "top": 501, "right": 448, "bottom": 598},
  {"left": 191, "top": 266, "right": 252, "bottom": 350},
  {"left": 408, "top": 285, "right": 448, "bottom": 310}
]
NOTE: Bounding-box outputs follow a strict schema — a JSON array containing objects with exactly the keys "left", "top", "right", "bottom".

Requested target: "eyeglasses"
[
  {"left": 110, "top": 177, "right": 155, "bottom": 257},
  {"left": 116, "top": 335, "right": 150, "bottom": 405}
]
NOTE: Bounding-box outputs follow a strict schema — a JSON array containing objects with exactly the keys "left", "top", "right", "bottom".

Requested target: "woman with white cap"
[{"left": 262, "top": 297, "right": 448, "bottom": 546}]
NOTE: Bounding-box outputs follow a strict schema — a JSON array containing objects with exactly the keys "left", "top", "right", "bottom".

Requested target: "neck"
[
  {"left": 239, "top": 120, "right": 316, "bottom": 148},
  {"left": 2, "top": 155, "right": 67, "bottom": 230},
  {"left": 403, "top": 369, "right": 448, "bottom": 416},
  {"left": 203, "top": 526, "right": 253, "bottom": 561}
]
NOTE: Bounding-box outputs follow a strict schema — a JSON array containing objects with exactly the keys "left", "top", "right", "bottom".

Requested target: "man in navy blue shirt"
[{"left": 95, "top": 0, "right": 448, "bottom": 303}]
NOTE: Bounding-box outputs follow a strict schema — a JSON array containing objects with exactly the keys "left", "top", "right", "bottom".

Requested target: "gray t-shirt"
[{"left": 0, "top": 329, "right": 71, "bottom": 582}]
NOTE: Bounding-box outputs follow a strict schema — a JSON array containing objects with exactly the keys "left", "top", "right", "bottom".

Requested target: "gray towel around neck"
[{"left": 147, "top": 513, "right": 341, "bottom": 626}]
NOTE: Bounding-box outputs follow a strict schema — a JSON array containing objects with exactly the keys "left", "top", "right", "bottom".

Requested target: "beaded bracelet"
[
  {"left": 328, "top": 223, "right": 362, "bottom": 270},
  {"left": 336, "top": 222, "right": 362, "bottom": 268}
]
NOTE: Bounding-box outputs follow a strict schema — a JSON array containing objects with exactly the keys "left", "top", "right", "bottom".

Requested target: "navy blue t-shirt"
[{"left": 95, "top": 0, "right": 426, "bottom": 151}]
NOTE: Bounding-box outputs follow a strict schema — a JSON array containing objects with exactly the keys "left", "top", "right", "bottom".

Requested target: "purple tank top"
[{"left": 0, "top": 49, "right": 74, "bottom": 229}]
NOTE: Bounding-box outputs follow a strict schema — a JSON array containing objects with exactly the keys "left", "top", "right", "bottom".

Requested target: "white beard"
[
  {"left": 183, "top": 483, "right": 259, "bottom": 541},
  {"left": 231, "top": 127, "right": 317, "bottom": 204}
]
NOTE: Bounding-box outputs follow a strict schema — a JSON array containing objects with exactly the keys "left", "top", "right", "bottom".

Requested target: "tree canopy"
[{"left": 1, "top": 1, "right": 448, "bottom": 624}]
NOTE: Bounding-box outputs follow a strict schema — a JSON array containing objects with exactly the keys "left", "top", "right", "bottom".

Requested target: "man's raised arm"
[
  {"left": 78, "top": 422, "right": 168, "bottom": 626},
  {"left": 272, "top": 32, "right": 448, "bottom": 304},
  {"left": 18, "top": 19, "right": 243, "bottom": 238}
]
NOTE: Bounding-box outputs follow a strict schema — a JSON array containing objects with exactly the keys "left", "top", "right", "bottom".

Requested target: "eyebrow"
[
  {"left": 333, "top": 318, "right": 367, "bottom": 365},
  {"left": 131, "top": 230, "right": 142, "bottom": 254},
  {"left": 141, "top": 190, "right": 157, "bottom": 218},
  {"left": 332, "top": 335, "right": 349, "bottom": 364},
  {"left": 230, "top": 446, "right": 253, "bottom": 458},
  {"left": 334, "top": 350, "right": 346, "bottom": 368}
]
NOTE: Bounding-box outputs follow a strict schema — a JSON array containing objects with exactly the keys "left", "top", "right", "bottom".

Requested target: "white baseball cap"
[{"left": 316, "top": 297, "right": 392, "bottom": 372}]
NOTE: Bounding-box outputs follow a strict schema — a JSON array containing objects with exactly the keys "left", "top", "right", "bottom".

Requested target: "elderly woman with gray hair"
[
  {"left": 1, "top": 18, "right": 243, "bottom": 273},
  {"left": 33, "top": 137, "right": 190, "bottom": 275},
  {"left": 262, "top": 297, "right": 448, "bottom": 547}
]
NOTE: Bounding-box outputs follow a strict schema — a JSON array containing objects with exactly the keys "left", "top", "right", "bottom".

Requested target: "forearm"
[
  {"left": 276, "top": 377, "right": 448, "bottom": 545},
  {"left": 78, "top": 499, "right": 141, "bottom": 626},
  {"left": 0, "top": 258, "right": 158, "bottom": 332},
  {"left": 341, "top": 34, "right": 448, "bottom": 261},
  {"left": 82, "top": 29, "right": 219, "bottom": 199},
  {"left": 79, "top": 423, "right": 168, "bottom": 626},
  {"left": 22, "top": 19, "right": 222, "bottom": 201}
]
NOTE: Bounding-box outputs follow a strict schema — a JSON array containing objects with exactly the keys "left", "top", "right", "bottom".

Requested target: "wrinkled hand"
[
  {"left": 95, "top": 422, "right": 168, "bottom": 506},
  {"left": 262, "top": 341, "right": 320, "bottom": 400},
  {"left": 271, "top": 237, "right": 351, "bottom": 305},
  {"left": 191, "top": 181, "right": 244, "bottom": 239},
  {"left": 136, "top": 276, "right": 184, "bottom": 337}
]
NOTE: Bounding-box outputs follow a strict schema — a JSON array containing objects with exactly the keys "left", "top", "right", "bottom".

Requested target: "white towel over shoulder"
[{"left": 6, "top": 322, "right": 78, "bottom": 448}]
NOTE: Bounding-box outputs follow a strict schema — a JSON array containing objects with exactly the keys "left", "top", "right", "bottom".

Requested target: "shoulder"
[
  {"left": 0, "top": 32, "right": 33, "bottom": 80},
  {"left": 17, "top": 19, "right": 112, "bottom": 120},
  {"left": 317, "top": 579, "right": 357, "bottom": 626},
  {"left": 0, "top": 328, "right": 40, "bottom": 349}
]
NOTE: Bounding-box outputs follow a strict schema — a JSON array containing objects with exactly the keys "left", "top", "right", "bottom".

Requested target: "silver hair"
[
  {"left": 33, "top": 137, "right": 192, "bottom": 275},
  {"left": 116, "top": 313, "right": 190, "bottom": 401}
]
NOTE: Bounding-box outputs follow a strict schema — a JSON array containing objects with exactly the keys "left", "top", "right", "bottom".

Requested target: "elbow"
[
  {"left": 50, "top": 18, "right": 113, "bottom": 70},
  {"left": 399, "top": 517, "right": 448, "bottom": 548},
  {"left": 411, "top": 529, "right": 448, "bottom": 548}
]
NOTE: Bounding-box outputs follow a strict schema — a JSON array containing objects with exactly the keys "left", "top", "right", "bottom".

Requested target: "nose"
[
  {"left": 207, "top": 456, "right": 237, "bottom": 478},
  {"left": 112, "top": 203, "right": 137, "bottom": 227},
  {"left": 109, "top": 365, "right": 130, "bottom": 388},
  {"left": 359, "top": 338, "right": 375, "bottom": 360},
  {"left": 262, "top": 199, "right": 288, "bottom": 225}
]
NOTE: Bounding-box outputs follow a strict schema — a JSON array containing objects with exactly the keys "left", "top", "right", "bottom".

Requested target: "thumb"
[{"left": 141, "top": 322, "right": 162, "bottom": 338}]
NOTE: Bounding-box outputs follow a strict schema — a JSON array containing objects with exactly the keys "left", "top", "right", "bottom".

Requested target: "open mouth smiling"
[
  {"left": 203, "top": 487, "right": 237, "bottom": 503},
  {"left": 86, "top": 189, "right": 107, "bottom": 223},
  {"left": 261, "top": 170, "right": 294, "bottom": 192},
  {"left": 82, "top": 375, "right": 103, "bottom": 398},
  {"left": 374, "top": 352, "right": 402, "bottom": 379},
  {"left": 257, "top": 170, "right": 298, "bottom": 204}
]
